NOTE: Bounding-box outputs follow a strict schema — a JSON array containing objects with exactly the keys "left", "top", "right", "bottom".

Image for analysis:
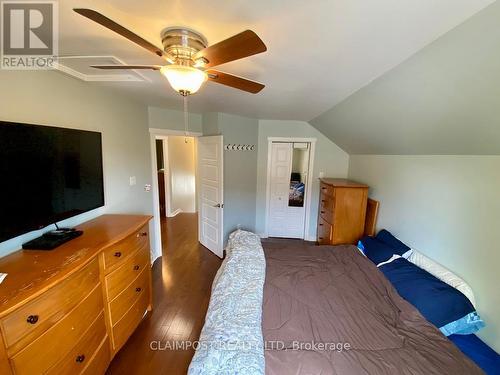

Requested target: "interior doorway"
[
  {"left": 149, "top": 129, "right": 224, "bottom": 260},
  {"left": 156, "top": 136, "right": 197, "bottom": 218},
  {"left": 149, "top": 129, "right": 201, "bottom": 261},
  {"left": 265, "top": 137, "right": 316, "bottom": 240}
]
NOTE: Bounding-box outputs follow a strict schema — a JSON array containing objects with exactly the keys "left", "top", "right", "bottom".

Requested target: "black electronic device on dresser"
[{"left": 0, "top": 121, "right": 105, "bottom": 249}]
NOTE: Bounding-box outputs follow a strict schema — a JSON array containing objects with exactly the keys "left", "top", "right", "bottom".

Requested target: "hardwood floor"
[{"left": 106, "top": 213, "right": 222, "bottom": 375}]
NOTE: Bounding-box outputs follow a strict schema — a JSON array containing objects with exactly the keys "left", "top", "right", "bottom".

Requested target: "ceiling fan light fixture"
[{"left": 160, "top": 65, "right": 207, "bottom": 95}]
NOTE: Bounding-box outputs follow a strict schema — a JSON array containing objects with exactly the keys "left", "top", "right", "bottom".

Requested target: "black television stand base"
[{"left": 22, "top": 229, "right": 83, "bottom": 250}]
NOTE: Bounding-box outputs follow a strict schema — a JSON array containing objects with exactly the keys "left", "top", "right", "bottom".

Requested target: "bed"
[
  {"left": 262, "top": 240, "right": 483, "bottom": 374},
  {"left": 189, "top": 230, "right": 489, "bottom": 374}
]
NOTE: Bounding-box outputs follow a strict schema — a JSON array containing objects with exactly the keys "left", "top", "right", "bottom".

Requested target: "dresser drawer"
[
  {"left": 105, "top": 245, "right": 150, "bottom": 302},
  {"left": 112, "top": 281, "right": 149, "bottom": 351},
  {"left": 320, "top": 182, "right": 335, "bottom": 198},
  {"left": 102, "top": 225, "right": 149, "bottom": 273},
  {"left": 10, "top": 284, "right": 103, "bottom": 375},
  {"left": 81, "top": 337, "right": 111, "bottom": 375},
  {"left": 319, "top": 193, "right": 334, "bottom": 224},
  {"left": 109, "top": 267, "right": 150, "bottom": 325},
  {"left": 317, "top": 216, "right": 332, "bottom": 245},
  {"left": 45, "top": 312, "right": 107, "bottom": 375},
  {"left": 1, "top": 259, "right": 100, "bottom": 353}
]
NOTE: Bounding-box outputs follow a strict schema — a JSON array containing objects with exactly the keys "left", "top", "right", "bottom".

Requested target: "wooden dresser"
[
  {"left": 0, "top": 215, "right": 152, "bottom": 375},
  {"left": 317, "top": 178, "right": 369, "bottom": 245}
]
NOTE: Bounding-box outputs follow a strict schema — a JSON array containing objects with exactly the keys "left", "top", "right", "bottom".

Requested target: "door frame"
[
  {"left": 149, "top": 128, "right": 203, "bottom": 263},
  {"left": 264, "top": 137, "right": 316, "bottom": 240}
]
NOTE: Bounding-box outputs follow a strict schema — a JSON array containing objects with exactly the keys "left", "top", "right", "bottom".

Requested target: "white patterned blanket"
[{"left": 188, "top": 230, "right": 266, "bottom": 375}]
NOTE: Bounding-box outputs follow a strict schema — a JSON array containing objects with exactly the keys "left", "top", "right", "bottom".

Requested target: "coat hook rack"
[{"left": 224, "top": 144, "right": 256, "bottom": 151}]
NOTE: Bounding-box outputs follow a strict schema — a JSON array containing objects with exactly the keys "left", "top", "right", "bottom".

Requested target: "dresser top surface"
[
  {"left": 0, "top": 214, "right": 151, "bottom": 317},
  {"left": 320, "top": 178, "right": 368, "bottom": 188}
]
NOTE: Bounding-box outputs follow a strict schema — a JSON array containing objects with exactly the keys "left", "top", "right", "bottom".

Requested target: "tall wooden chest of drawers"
[
  {"left": 0, "top": 215, "right": 152, "bottom": 375},
  {"left": 317, "top": 178, "right": 369, "bottom": 245}
]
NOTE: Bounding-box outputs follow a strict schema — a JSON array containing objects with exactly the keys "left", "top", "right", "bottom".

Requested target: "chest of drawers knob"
[
  {"left": 75, "top": 354, "right": 85, "bottom": 363},
  {"left": 114, "top": 252, "right": 122, "bottom": 258},
  {"left": 135, "top": 287, "right": 142, "bottom": 293},
  {"left": 26, "top": 315, "right": 39, "bottom": 324},
  {"left": 133, "top": 265, "right": 140, "bottom": 271},
  {"left": 136, "top": 232, "right": 148, "bottom": 238}
]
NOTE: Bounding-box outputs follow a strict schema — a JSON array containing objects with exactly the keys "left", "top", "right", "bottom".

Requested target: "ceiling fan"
[{"left": 73, "top": 9, "right": 267, "bottom": 96}]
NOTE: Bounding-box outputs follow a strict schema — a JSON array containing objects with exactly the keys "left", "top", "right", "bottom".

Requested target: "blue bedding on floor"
[{"left": 449, "top": 334, "right": 500, "bottom": 375}]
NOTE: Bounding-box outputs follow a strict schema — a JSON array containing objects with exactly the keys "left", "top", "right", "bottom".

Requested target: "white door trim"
[
  {"left": 149, "top": 128, "right": 203, "bottom": 137},
  {"left": 264, "top": 137, "right": 316, "bottom": 240},
  {"left": 149, "top": 128, "right": 201, "bottom": 264}
]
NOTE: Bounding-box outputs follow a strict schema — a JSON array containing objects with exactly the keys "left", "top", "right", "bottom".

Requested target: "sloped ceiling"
[
  {"left": 310, "top": 1, "right": 500, "bottom": 155},
  {"left": 58, "top": 0, "right": 493, "bottom": 120}
]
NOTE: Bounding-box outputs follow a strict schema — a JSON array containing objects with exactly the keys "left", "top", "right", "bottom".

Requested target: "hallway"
[{"left": 107, "top": 213, "right": 222, "bottom": 374}]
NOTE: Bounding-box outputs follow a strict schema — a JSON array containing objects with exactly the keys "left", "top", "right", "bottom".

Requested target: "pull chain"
[{"left": 183, "top": 95, "right": 189, "bottom": 143}]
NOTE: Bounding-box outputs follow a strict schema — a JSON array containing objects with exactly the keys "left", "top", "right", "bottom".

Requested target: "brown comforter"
[{"left": 262, "top": 241, "right": 483, "bottom": 375}]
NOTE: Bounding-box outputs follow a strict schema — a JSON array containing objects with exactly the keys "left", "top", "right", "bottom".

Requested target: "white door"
[
  {"left": 268, "top": 142, "right": 309, "bottom": 238},
  {"left": 197, "top": 136, "right": 224, "bottom": 257}
]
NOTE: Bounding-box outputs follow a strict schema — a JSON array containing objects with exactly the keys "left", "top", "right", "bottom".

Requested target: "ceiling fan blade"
[
  {"left": 206, "top": 70, "right": 264, "bottom": 94},
  {"left": 74, "top": 9, "right": 169, "bottom": 60},
  {"left": 194, "top": 30, "right": 266, "bottom": 68},
  {"left": 91, "top": 65, "right": 161, "bottom": 70}
]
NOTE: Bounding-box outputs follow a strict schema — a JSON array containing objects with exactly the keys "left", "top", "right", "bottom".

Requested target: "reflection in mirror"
[{"left": 289, "top": 143, "right": 309, "bottom": 207}]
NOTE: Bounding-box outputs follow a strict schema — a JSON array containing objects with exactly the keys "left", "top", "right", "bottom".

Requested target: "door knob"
[{"left": 213, "top": 203, "right": 224, "bottom": 208}]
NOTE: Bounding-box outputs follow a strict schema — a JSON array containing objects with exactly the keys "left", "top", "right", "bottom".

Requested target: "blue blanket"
[
  {"left": 449, "top": 334, "right": 500, "bottom": 375},
  {"left": 380, "top": 258, "right": 483, "bottom": 333}
]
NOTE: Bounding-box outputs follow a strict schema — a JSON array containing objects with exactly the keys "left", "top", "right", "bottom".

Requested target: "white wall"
[
  {"left": 349, "top": 155, "right": 500, "bottom": 351},
  {"left": 0, "top": 70, "right": 154, "bottom": 258},
  {"left": 256, "top": 120, "right": 349, "bottom": 240},
  {"left": 167, "top": 136, "right": 196, "bottom": 214}
]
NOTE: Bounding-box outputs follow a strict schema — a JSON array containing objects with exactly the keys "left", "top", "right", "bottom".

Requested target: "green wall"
[
  {"left": 0, "top": 70, "right": 153, "bottom": 257},
  {"left": 349, "top": 155, "right": 500, "bottom": 351}
]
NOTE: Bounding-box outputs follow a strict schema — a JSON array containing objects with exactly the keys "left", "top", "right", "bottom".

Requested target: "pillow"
[
  {"left": 379, "top": 257, "right": 485, "bottom": 336},
  {"left": 358, "top": 237, "right": 396, "bottom": 265},
  {"left": 376, "top": 229, "right": 413, "bottom": 258}
]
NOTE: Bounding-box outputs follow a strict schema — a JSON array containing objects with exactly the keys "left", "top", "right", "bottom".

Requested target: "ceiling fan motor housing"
[{"left": 160, "top": 28, "right": 208, "bottom": 65}]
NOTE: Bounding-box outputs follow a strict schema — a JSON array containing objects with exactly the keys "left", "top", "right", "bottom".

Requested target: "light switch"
[
  {"left": 129, "top": 176, "right": 136, "bottom": 186},
  {"left": 144, "top": 184, "right": 152, "bottom": 192},
  {"left": 319, "top": 171, "right": 325, "bottom": 178}
]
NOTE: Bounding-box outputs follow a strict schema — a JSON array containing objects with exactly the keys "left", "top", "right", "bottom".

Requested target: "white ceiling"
[
  {"left": 59, "top": 0, "right": 495, "bottom": 120},
  {"left": 310, "top": 1, "right": 500, "bottom": 155}
]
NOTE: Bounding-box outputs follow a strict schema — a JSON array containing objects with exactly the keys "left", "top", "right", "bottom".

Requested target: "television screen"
[{"left": 0, "top": 121, "right": 104, "bottom": 242}]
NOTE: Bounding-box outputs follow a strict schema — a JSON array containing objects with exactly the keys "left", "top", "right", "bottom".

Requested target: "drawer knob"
[
  {"left": 26, "top": 315, "right": 39, "bottom": 324},
  {"left": 321, "top": 211, "right": 325, "bottom": 214},
  {"left": 76, "top": 354, "right": 85, "bottom": 363},
  {"left": 137, "top": 232, "right": 148, "bottom": 237},
  {"left": 319, "top": 237, "right": 324, "bottom": 240},
  {"left": 114, "top": 251, "right": 122, "bottom": 257},
  {"left": 319, "top": 223, "right": 324, "bottom": 226},
  {"left": 136, "top": 287, "right": 142, "bottom": 292},
  {"left": 133, "top": 265, "right": 140, "bottom": 271}
]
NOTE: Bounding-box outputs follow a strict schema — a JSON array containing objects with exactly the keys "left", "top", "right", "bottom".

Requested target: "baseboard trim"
[{"left": 168, "top": 209, "right": 182, "bottom": 217}]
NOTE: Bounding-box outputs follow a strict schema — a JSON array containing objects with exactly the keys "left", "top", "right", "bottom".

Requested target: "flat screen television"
[{"left": 0, "top": 121, "right": 104, "bottom": 243}]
